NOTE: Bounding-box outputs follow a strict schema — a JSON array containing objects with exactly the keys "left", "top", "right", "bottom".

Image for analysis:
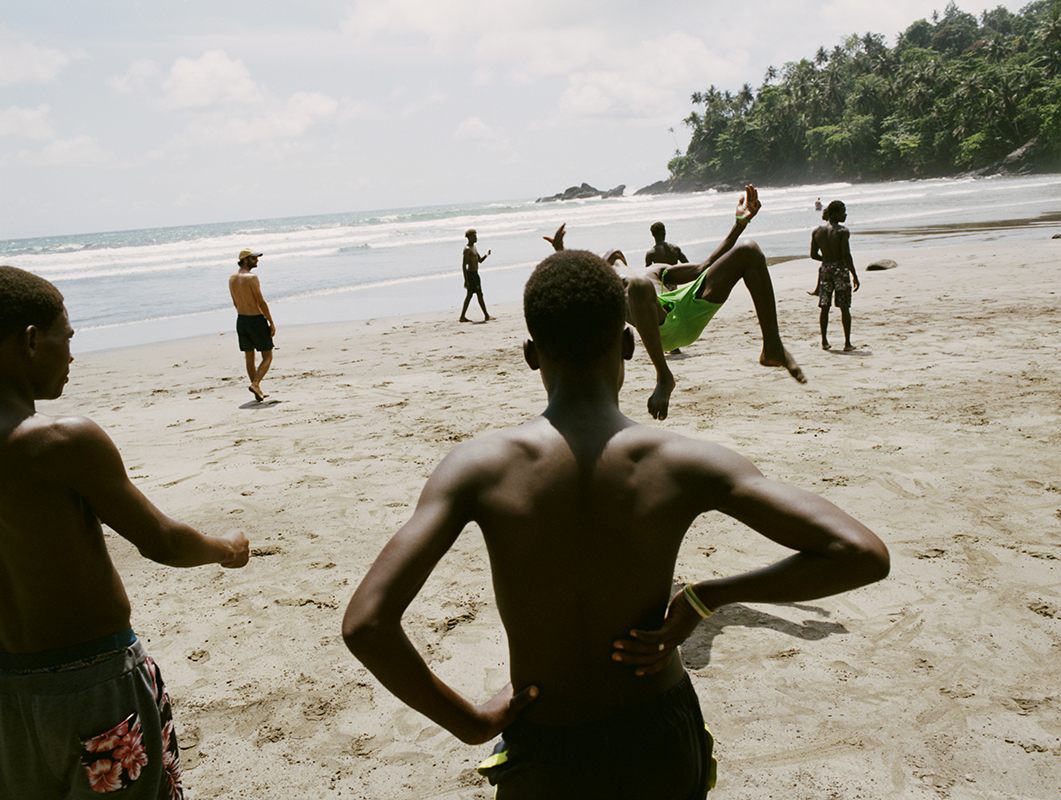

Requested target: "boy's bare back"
[{"left": 450, "top": 414, "right": 694, "bottom": 722}]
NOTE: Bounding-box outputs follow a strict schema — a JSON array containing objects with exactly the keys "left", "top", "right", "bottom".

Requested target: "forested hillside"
[{"left": 664, "top": 1, "right": 1060, "bottom": 188}]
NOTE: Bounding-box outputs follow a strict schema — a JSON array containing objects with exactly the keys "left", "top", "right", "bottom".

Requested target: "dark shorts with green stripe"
[{"left": 478, "top": 673, "right": 715, "bottom": 799}]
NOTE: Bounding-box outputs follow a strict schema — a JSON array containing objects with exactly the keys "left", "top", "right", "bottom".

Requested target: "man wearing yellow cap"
[{"left": 228, "top": 249, "right": 276, "bottom": 402}]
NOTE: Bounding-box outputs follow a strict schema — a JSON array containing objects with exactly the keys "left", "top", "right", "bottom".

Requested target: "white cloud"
[
  {"left": 453, "top": 116, "right": 496, "bottom": 142},
  {"left": 0, "top": 105, "right": 55, "bottom": 140},
  {"left": 32, "top": 135, "right": 110, "bottom": 166},
  {"left": 110, "top": 59, "right": 160, "bottom": 94},
  {"left": 554, "top": 32, "right": 733, "bottom": 123},
  {"left": 0, "top": 27, "right": 74, "bottom": 86},
  {"left": 179, "top": 91, "right": 338, "bottom": 145},
  {"left": 162, "top": 50, "right": 264, "bottom": 110}
]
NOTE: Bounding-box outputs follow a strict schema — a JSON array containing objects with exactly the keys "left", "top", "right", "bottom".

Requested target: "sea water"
[{"left": 2, "top": 174, "right": 1058, "bottom": 352}]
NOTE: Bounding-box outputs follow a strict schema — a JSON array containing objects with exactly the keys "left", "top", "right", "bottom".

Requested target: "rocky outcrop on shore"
[
  {"left": 535, "top": 182, "right": 626, "bottom": 202},
  {"left": 634, "top": 177, "right": 740, "bottom": 195}
]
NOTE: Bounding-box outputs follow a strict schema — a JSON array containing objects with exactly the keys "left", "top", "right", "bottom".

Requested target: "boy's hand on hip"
[
  {"left": 611, "top": 590, "right": 703, "bottom": 676},
  {"left": 464, "top": 683, "right": 539, "bottom": 744}
]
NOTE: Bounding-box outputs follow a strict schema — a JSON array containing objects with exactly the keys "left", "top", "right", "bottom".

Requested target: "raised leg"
[{"left": 698, "top": 241, "right": 805, "bottom": 382}]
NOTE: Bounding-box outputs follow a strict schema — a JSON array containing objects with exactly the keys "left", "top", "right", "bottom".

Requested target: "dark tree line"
[{"left": 667, "top": 1, "right": 1060, "bottom": 187}]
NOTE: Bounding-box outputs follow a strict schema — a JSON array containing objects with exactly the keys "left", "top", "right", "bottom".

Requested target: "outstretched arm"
[
  {"left": 543, "top": 223, "right": 566, "bottom": 251},
  {"left": 613, "top": 443, "right": 888, "bottom": 674},
  {"left": 704, "top": 184, "right": 760, "bottom": 266},
  {"left": 653, "top": 185, "right": 762, "bottom": 285},
  {"left": 342, "top": 446, "right": 538, "bottom": 743},
  {"left": 479, "top": 249, "right": 491, "bottom": 263},
  {"left": 53, "top": 418, "right": 249, "bottom": 568}
]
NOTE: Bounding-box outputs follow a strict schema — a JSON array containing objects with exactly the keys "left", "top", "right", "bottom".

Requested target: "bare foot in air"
[
  {"left": 249, "top": 384, "right": 265, "bottom": 402},
  {"left": 822, "top": 340, "right": 831, "bottom": 351},
  {"left": 760, "top": 346, "right": 807, "bottom": 383},
  {"left": 459, "top": 317, "right": 471, "bottom": 323},
  {"left": 647, "top": 373, "right": 676, "bottom": 420}
]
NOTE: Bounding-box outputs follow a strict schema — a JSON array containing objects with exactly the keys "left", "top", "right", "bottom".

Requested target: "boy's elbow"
[
  {"left": 342, "top": 606, "right": 388, "bottom": 657},
  {"left": 844, "top": 535, "right": 890, "bottom": 585}
]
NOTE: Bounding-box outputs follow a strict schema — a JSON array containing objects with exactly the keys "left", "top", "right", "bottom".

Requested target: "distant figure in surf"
[
  {"left": 810, "top": 201, "right": 860, "bottom": 352},
  {"left": 460, "top": 229, "right": 493, "bottom": 323}
]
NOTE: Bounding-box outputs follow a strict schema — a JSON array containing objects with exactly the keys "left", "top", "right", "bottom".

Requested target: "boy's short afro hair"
[
  {"left": 523, "top": 250, "right": 626, "bottom": 363},
  {"left": 823, "top": 200, "right": 846, "bottom": 221},
  {"left": 0, "top": 266, "right": 65, "bottom": 343}
]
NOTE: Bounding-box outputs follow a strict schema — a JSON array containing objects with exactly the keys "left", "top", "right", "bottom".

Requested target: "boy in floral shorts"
[
  {"left": 0, "top": 266, "right": 250, "bottom": 799},
  {"left": 810, "top": 200, "right": 860, "bottom": 351}
]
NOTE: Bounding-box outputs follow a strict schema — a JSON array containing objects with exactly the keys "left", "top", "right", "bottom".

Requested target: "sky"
[{"left": 0, "top": 0, "right": 1030, "bottom": 238}]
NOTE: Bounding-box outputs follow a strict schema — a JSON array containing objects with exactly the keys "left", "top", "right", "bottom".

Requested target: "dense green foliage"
[{"left": 668, "top": 2, "right": 1060, "bottom": 185}]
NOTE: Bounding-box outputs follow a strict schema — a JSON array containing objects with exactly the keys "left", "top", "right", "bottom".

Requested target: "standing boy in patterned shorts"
[
  {"left": 810, "top": 201, "right": 860, "bottom": 351},
  {"left": 0, "top": 266, "right": 250, "bottom": 799}
]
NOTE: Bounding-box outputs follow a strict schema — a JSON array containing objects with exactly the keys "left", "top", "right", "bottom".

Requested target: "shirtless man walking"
[
  {"left": 810, "top": 201, "right": 860, "bottom": 351},
  {"left": 459, "top": 229, "right": 493, "bottom": 323},
  {"left": 0, "top": 266, "right": 249, "bottom": 799},
  {"left": 342, "top": 249, "right": 888, "bottom": 797},
  {"left": 546, "top": 185, "right": 805, "bottom": 420},
  {"left": 228, "top": 249, "right": 276, "bottom": 401}
]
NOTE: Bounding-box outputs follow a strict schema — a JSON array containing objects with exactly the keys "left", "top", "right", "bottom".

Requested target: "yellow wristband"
[{"left": 683, "top": 584, "right": 713, "bottom": 619}]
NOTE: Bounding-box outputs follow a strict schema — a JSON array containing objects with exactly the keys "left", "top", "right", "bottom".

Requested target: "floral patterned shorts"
[
  {"left": 0, "top": 638, "right": 183, "bottom": 799},
  {"left": 819, "top": 261, "right": 852, "bottom": 309}
]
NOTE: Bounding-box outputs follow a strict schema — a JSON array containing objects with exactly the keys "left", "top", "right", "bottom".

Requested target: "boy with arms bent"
[
  {"left": 0, "top": 266, "right": 249, "bottom": 799},
  {"left": 343, "top": 251, "right": 888, "bottom": 797}
]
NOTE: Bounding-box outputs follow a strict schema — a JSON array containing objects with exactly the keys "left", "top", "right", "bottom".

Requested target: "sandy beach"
[{"left": 41, "top": 237, "right": 1059, "bottom": 799}]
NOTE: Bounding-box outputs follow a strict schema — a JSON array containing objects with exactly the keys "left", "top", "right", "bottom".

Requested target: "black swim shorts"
[
  {"left": 478, "top": 673, "right": 715, "bottom": 799},
  {"left": 236, "top": 314, "right": 274, "bottom": 352},
  {"left": 464, "top": 271, "right": 482, "bottom": 293}
]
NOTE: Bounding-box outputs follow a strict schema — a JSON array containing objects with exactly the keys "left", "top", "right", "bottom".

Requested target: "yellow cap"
[{"left": 238, "top": 249, "right": 262, "bottom": 262}]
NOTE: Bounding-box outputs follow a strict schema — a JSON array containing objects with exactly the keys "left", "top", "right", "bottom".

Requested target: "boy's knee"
[
  {"left": 736, "top": 240, "right": 765, "bottom": 262},
  {"left": 626, "top": 274, "right": 656, "bottom": 303}
]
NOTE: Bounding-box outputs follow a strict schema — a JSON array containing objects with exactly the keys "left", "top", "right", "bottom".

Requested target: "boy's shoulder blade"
[{"left": 15, "top": 413, "right": 102, "bottom": 456}]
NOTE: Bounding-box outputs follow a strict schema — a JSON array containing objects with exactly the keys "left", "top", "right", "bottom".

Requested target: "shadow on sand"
[
  {"left": 239, "top": 399, "right": 282, "bottom": 410},
  {"left": 679, "top": 600, "right": 848, "bottom": 669}
]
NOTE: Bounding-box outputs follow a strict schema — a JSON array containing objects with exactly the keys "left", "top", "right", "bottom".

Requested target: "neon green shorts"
[{"left": 658, "top": 269, "right": 723, "bottom": 351}]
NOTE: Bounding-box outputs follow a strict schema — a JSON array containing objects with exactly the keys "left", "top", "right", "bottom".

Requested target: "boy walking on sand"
[
  {"left": 459, "top": 229, "right": 493, "bottom": 323},
  {"left": 0, "top": 266, "right": 250, "bottom": 799},
  {"left": 343, "top": 250, "right": 889, "bottom": 797},
  {"left": 229, "top": 249, "right": 276, "bottom": 401}
]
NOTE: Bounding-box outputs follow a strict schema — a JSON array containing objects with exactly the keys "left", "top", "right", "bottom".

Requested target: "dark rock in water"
[
  {"left": 536, "top": 182, "right": 626, "bottom": 203},
  {"left": 634, "top": 177, "right": 744, "bottom": 195},
  {"left": 865, "top": 259, "right": 897, "bottom": 271},
  {"left": 1052, "top": 233, "right": 1061, "bottom": 239}
]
